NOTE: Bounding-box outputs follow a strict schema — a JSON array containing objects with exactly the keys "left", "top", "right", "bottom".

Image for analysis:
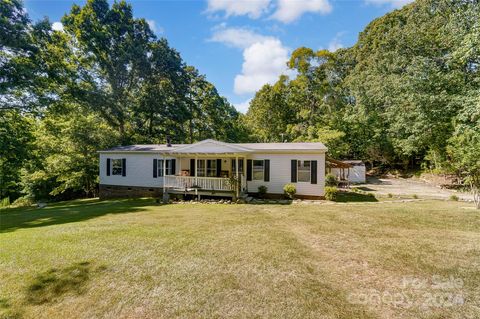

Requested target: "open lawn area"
[{"left": 1, "top": 199, "right": 479, "bottom": 319}]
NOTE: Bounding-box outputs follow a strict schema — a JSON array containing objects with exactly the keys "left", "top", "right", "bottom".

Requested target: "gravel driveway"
[{"left": 355, "top": 177, "right": 473, "bottom": 201}]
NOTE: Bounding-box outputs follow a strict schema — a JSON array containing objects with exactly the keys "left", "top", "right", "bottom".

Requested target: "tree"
[
  {"left": 62, "top": 0, "right": 158, "bottom": 142},
  {"left": 0, "top": 111, "right": 34, "bottom": 200},
  {"left": 447, "top": 96, "right": 480, "bottom": 209},
  {"left": 245, "top": 76, "right": 294, "bottom": 142},
  {"left": 21, "top": 104, "right": 118, "bottom": 200}
]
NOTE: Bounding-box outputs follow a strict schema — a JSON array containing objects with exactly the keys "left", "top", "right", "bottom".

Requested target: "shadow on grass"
[
  {"left": 354, "top": 186, "right": 375, "bottom": 192},
  {"left": 336, "top": 192, "right": 378, "bottom": 202},
  {"left": 0, "top": 198, "right": 154, "bottom": 233},
  {"left": 26, "top": 261, "right": 106, "bottom": 305}
]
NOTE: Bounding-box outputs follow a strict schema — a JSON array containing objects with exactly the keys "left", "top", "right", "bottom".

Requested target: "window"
[
  {"left": 158, "top": 159, "right": 164, "bottom": 177},
  {"left": 253, "top": 160, "right": 264, "bottom": 181},
  {"left": 297, "top": 160, "right": 311, "bottom": 182},
  {"left": 165, "top": 159, "right": 172, "bottom": 175},
  {"left": 112, "top": 159, "right": 123, "bottom": 175},
  {"left": 231, "top": 159, "right": 244, "bottom": 175},
  {"left": 157, "top": 159, "right": 175, "bottom": 176},
  {"left": 197, "top": 160, "right": 206, "bottom": 177},
  {"left": 196, "top": 159, "right": 217, "bottom": 177},
  {"left": 207, "top": 160, "right": 217, "bottom": 177}
]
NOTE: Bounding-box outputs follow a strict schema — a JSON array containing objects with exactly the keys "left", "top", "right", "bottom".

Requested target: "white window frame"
[
  {"left": 297, "top": 160, "right": 311, "bottom": 183},
  {"left": 112, "top": 159, "right": 123, "bottom": 176},
  {"left": 207, "top": 159, "right": 217, "bottom": 177},
  {"left": 197, "top": 159, "right": 206, "bottom": 177},
  {"left": 158, "top": 159, "right": 164, "bottom": 177},
  {"left": 196, "top": 159, "right": 217, "bottom": 177},
  {"left": 157, "top": 159, "right": 175, "bottom": 176},
  {"left": 252, "top": 160, "right": 264, "bottom": 181}
]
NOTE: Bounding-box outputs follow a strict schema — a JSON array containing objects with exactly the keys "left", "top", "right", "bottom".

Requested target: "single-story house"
[{"left": 98, "top": 139, "right": 327, "bottom": 200}]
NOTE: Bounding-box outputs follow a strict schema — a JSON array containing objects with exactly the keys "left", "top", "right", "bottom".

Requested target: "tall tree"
[{"left": 62, "top": 0, "right": 158, "bottom": 142}]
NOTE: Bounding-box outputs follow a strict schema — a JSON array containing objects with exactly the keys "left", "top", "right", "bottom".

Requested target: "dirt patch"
[{"left": 357, "top": 177, "right": 473, "bottom": 201}]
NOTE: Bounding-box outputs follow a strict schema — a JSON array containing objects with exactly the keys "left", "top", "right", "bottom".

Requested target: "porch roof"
[
  {"left": 99, "top": 139, "right": 327, "bottom": 154},
  {"left": 169, "top": 139, "right": 253, "bottom": 154}
]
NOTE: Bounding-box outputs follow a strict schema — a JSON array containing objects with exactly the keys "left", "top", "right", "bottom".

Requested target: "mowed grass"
[{"left": 1, "top": 199, "right": 479, "bottom": 319}]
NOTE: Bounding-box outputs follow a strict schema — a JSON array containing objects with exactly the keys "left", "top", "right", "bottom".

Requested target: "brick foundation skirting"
[
  {"left": 99, "top": 185, "right": 324, "bottom": 201},
  {"left": 99, "top": 184, "right": 163, "bottom": 200}
]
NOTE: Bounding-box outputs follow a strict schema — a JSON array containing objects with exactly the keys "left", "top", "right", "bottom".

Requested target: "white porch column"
[
  {"left": 194, "top": 156, "right": 198, "bottom": 184},
  {"left": 235, "top": 156, "right": 239, "bottom": 198},
  {"left": 243, "top": 157, "right": 247, "bottom": 192},
  {"left": 163, "top": 155, "right": 166, "bottom": 176},
  {"left": 235, "top": 157, "right": 239, "bottom": 177},
  {"left": 178, "top": 157, "right": 182, "bottom": 175},
  {"left": 162, "top": 154, "right": 168, "bottom": 203}
]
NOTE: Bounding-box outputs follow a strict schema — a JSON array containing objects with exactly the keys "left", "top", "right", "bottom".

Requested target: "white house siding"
[
  {"left": 247, "top": 153, "right": 326, "bottom": 197},
  {"left": 100, "top": 153, "right": 177, "bottom": 188},
  {"left": 100, "top": 152, "right": 326, "bottom": 197}
]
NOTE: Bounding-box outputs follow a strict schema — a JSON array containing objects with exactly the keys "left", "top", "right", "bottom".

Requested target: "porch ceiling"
[{"left": 169, "top": 153, "right": 248, "bottom": 157}]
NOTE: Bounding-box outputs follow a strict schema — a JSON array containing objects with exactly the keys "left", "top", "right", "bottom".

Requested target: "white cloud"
[
  {"left": 271, "top": 0, "right": 332, "bottom": 23},
  {"left": 234, "top": 99, "right": 252, "bottom": 113},
  {"left": 207, "top": 0, "right": 271, "bottom": 19},
  {"left": 365, "top": 0, "right": 414, "bottom": 8},
  {"left": 51, "top": 22, "right": 64, "bottom": 32},
  {"left": 210, "top": 26, "right": 272, "bottom": 49},
  {"left": 327, "top": 32, "right": 345, "bottom": 52},
  {"left": 146, "top": 19, "right": 164, "bottom": 34},
  {"left": 210, "top": 26, "right": 293, "bottom": 96},
  {"left": 234, "top": 38, "right": 292, "bottom": 94}
]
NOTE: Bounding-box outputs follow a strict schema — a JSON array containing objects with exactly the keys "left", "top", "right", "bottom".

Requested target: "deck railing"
[{"left": 164, "top": 175, "right": 234, "bottom": 192}]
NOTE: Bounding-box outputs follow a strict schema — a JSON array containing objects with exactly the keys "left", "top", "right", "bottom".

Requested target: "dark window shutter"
[
  {"left": 216, "top": 159, "right": 222, "bottom": 177},
  {"left": 153, "top": 159, "right": 157, "bottom": 178},
  {"left": 122, "top": 158, "right": 126, "bottom": 176},
  {"left": 171, "top": 159, "right": 176, "bottom": 175},
  {"left": 311, "top": 160, "right": 317, "bottom": 184},
  {"left": 190, "top": 159, "right": 195, "bottom": 176},
  {"left": 231, "top": 159, "right": 235, "bottom": 172},
  {"left": 247, "top": 159, "right": 252, "bottom": 181},
  {"left": 264, "top": 160, "right": 270, "bottom": 182},
  {"left": 106, "top": 158, "right": 111, "bottom": 176},
  {"left": 291, "top": 160, "right": 297, "bottom": 183}
]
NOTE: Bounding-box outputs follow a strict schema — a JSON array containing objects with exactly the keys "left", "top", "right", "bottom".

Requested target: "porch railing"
[{"left": 164, "top": 175, "right": 233, "bottom": 192}]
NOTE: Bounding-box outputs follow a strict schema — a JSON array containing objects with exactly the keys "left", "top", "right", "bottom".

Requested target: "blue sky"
[{"left": 25, "top": 0, "right": 412, "bottom": 112}]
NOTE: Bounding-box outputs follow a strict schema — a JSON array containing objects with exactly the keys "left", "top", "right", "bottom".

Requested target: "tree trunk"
[
  {"left": 473, "top": 188, "right": 480, "bottom": 210},
  {"left": 470, "top": 180, "right": 480, "bottom": 209}
]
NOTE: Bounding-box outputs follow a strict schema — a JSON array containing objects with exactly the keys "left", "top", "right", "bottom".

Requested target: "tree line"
[
  {"left": 1, "top": 0, "right": 248, "bottom": 202},
  {"left": 244, "top": 0, "right": 480, "bottom": 207},
  {"left": 1, "top": 0, "right": 479, "bottom": 207}
]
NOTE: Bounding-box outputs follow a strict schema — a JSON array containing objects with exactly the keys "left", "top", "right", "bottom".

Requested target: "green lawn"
[{"left": 1, "top": 199, "right": 479, "bottom": 319}]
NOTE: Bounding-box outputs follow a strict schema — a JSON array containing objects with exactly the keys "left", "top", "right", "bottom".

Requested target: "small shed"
[{"left": 326, "top": 158, "right": 366, "bottom": 184}]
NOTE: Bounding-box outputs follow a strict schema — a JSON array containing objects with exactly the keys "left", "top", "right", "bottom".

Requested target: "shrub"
[
  {"left": 412, "top": 194, "right": 419, "bottom": 199},
  {"left": 449, "top": 194, "right": 459, "bottom": 201},
  {"left": 257, "top": 186, "right": 268, "bottom": 198},
  {"left": 325, "top": 174, "right": 338, "bottom": 187},
  {"left": 388, "top": 193, "right": 393, "bottom": 198},
  {"left": 325, "top": 186, "right": 338, "bottom": 201},
  {"left": 283, "top": 183, "right": 296, "bottom": 199},
  {"left": 11, "top": 196, "right": 35, "bottom": 208},
  {"left": 0, "top": 197, "right": 10, "bottom": 208}
]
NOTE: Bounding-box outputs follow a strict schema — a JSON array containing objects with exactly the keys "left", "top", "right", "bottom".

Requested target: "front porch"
[
  {"left": 160, "top": 139, "right": 252, "bottom": 200},
  {"left": 164, "top": 174, "right": 246, "bottom": 199}
]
